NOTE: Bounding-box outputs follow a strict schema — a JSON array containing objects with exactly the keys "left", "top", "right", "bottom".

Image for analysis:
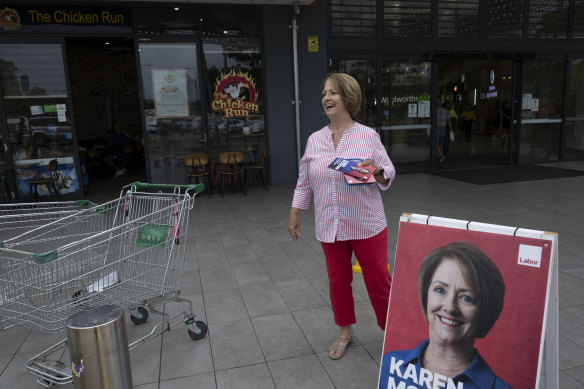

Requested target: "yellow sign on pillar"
[{"left": 308, "top": 36, "right": 319, "bottom": 52}]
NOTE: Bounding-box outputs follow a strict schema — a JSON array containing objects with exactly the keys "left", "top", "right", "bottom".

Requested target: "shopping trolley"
[
  {"left": 0, "top": 182, "right": 207, "bottom": 387},
  {"left": 0, "top": 200, "right": 96, "bottom": 242},
  {"left": 0, "top": 200, "right": 97, "bottom": 332}
]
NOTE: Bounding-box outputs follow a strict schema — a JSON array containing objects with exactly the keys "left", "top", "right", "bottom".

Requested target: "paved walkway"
[{"left": 1, "top": 161, "right": 583, "bottom": 388}]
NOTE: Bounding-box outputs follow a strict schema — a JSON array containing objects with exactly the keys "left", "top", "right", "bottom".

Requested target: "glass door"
[
  {"left": 437, "top": 59, "right": 514, "bottom": 168},
  {"left": 565, "top": 58, "right": 584, "bottom": 159},
  {"left": 381, "top": 60, "right": 432, "bottom": 171},
  {"left": 0, "top": 42, "right": 81, "bottom": 201},
  {"left": 331, "top": 59, "right": 377, "bottom": 129},
  {"left": 138, "top": 42, "right": 203, "bottom": 184},
  {"left": 518, "top": 60, "right": 564, "bottom": 163}
]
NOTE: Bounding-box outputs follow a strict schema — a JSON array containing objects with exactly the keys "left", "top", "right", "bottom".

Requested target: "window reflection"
[
  {"left": 331, "top": 59, "right": 376, "bottom": 128},
  {"left": 138, "top": 43, "right": 203, "bottom": 184},
  {"left": 0, "top": 44, "right": 73, "bottom": 160},
  {"left": 382, "top": 61, "right": 432, "bottom": 170},
  {"left": 0, "top": 43, "right": 79, "bottom": 199}
]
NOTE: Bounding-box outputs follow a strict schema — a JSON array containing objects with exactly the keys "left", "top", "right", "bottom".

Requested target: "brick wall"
[{"left": 67, "top": 43, "right": 142, "bottom": 142}]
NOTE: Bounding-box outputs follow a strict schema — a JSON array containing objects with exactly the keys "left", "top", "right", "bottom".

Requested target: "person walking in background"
[
  {"left": 501, "top": 101, "right": 512, "bottom": 151},
  {"left": 436, "top": 102, "right": 453, "bottom": 163},
  {"left": 461, "top": 104, "right": 477, "bottom": 142},
  {"left": 490, "top": 100, "right": 502, "bottom": 144},
  {"left": 288, "top": 73, "right": 395, "bottom": 360}
]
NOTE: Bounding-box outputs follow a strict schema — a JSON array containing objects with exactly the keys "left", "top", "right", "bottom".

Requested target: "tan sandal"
[{"left": 328, "top": 336, "right": 353, "bottom": 360}]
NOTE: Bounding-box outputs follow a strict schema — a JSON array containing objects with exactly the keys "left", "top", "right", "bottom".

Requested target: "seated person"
[{"left": 104, "top": 129, "right": 133, "bottom": 177}]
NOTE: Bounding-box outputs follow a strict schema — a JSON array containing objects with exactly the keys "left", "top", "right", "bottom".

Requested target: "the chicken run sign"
[{"left": 211, "top": 69, "right": 259, "bottom": 119}]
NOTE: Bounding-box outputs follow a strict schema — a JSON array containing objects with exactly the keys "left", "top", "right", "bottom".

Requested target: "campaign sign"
[{"left": 379, "top": 219, "right": 553, "bottom": 389}]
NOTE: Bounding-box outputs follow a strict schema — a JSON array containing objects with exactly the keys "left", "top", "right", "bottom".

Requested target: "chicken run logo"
[
  {"left": 211, "top": 69, "right": 259, "bottom": 119},
  {"left": 0, "top": 8, "right": 21, "bottom": 31}
]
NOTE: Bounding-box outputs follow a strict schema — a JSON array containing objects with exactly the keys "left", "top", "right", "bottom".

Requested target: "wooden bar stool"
[
  {"left": 218, "top": 151, "right": 246, "bottom": 197},
  {"left": 184, "top": 153, "right": 212, "bottom": 198}
]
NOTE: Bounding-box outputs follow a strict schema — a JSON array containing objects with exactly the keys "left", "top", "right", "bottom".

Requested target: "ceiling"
[{"left": 30, "top": 0, "right": 317, "bottom": 5}]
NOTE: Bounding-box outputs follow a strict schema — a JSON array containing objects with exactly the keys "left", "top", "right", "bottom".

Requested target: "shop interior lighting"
[{"left": 174, "top": 7, "right": 180, "bottom": 11}]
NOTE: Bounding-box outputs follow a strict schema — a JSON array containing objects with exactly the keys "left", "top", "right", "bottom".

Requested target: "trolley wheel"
[
  {"left": 188, "top": 321, "right": 208, "bottom": 340},
  {"left": 130, "top": 307, "right": 149, "bottom": 325}
]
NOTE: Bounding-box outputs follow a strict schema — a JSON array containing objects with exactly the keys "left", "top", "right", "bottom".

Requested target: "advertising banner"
[
  {"left": 15, "top": 157, "right": 79, "bottom": 197},
  {"left": 379, "top": 216, "right": 555, "bottom": 389}
]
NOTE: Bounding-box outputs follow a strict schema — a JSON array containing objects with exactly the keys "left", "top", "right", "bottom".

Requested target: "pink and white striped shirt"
[{"left": 292, "top": 122, "right": 396, "bottom": 243}]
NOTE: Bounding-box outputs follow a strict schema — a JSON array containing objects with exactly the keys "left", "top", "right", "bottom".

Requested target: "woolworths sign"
[{"left": 381, "top": 93, "right": 431, "bottom": 107}]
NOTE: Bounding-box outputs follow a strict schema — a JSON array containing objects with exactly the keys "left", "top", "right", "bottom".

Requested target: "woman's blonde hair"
[{"left": 323, "top": 73, "right": 362, "bottom": 119}]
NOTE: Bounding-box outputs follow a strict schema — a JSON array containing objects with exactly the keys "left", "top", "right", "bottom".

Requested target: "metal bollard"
[{"left": 66, "top": 304, "right": 133, "bottom": 389}]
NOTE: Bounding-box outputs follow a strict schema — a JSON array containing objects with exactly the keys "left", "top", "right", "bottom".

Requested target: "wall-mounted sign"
[
  {"left": 308, "top": 36, "right": 319, "bottom": 52},
  {"left": 0, "top": 8, "right": 21, "bottom": 31},
  {"left": 0, "top": 6, "right": 131, "bottom": 34},
  {"left": 211, "top": 69, "right": 260, "bottom": 119}
]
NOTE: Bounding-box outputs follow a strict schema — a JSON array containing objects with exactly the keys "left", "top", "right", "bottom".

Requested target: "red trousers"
[{"left": 321, "top": 227, "right": 392, "bottom": 330}]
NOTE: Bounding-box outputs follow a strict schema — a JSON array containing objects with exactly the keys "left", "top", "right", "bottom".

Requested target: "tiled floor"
[{"left": 1, "top": 161, "right": 583, "bottom": 388}]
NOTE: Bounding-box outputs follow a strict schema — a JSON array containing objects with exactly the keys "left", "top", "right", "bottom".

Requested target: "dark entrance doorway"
[
  {"left": 66, "top": 37, "right": 145, "bottom": 193},
  {"left": 437, "top": 59, "right": 514, "bottom": 169}
]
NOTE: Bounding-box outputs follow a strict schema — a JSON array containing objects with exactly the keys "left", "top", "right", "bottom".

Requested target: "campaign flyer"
[
  {"left": 328, "top": 157, "right": 375, "bottom": 182},
  {"left": 344, "top": 173, "right": 376, "bottom": 185},
  {"left": 379, "top": 221, "right": 553, "bottom": 389}
]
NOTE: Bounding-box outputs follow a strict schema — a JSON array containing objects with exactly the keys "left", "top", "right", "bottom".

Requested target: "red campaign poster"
[{"left": 379, "top": 221, "right": 553, "bottom": 389}]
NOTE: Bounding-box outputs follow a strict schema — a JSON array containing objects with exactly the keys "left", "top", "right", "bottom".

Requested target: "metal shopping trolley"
[
  {"left": 0, "top": 182, "right": 208, "bottom": 387},
  {"left": 0, "top": 200, "right": 96, "bottom": 242},
  {"left": 0, "top": 200, "right": 97, "bottom": 332}
]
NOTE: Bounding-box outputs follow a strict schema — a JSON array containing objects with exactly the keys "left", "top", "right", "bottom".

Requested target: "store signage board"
[
  {"left": 378, "top": 213, "right": 558, "bottom": 389},
  {"left": 0, "top": 6, "right": 132, "bottom": 34}
]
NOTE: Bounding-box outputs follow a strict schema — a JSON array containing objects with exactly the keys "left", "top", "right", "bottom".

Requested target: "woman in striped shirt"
[{"left": 288, "top": 73, "right": 396, "bottom": 360}]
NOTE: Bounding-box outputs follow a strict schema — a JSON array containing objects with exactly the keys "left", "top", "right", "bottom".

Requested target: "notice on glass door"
[
  {"left": 152, "top": 69, "right": 189, "bottom": 118},
  {"left": 408, "top": 103, "right": 417, "bottom": 118},
  {"left": 417, "top": 101, "right": 430, "bottom": 118},
  {"left": 522, "top": 93, "right": 533, "bottom": 110}
]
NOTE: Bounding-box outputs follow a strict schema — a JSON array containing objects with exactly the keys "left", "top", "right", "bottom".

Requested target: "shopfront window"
[
  {"left": 138, "top": 42, "right": 203, "bottom": 184},
  {"left": 331, "top": 60, "right": 377, "bottom": 128},
  {"left": 203, "top": 38, "right": 264, "bottom": 163},
  {"left": 0, "top": 43, "right": 80, "bottom": 199},
  {"left": 519, "top": 60, "right": 563, "bottom": 162},
  {"left": 382, "top": 61, "right": 432, "bottom": 170},
  {"left": 565, "top": 58, "right": 584, "bottom": 159}
]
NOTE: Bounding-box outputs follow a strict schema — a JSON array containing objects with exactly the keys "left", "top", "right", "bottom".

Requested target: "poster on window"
[
  {"left": 378, "top": 216, "right": 554, "bottom": 389},
  {"left": 15, "top": 157, "right": 79, "bottom": 197},
  {"left": 152, "top": 69, "right": 189, "bottom": 118}
]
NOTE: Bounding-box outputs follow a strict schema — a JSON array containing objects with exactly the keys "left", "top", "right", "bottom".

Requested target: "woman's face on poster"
[{"left": 426, "top": 259, "right": 480, "bottom": 348}]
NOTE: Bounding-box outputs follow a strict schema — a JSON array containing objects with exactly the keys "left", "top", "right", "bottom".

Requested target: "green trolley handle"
[{"left": 128, "top": 181, "right": 205, "bottom": 194}]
